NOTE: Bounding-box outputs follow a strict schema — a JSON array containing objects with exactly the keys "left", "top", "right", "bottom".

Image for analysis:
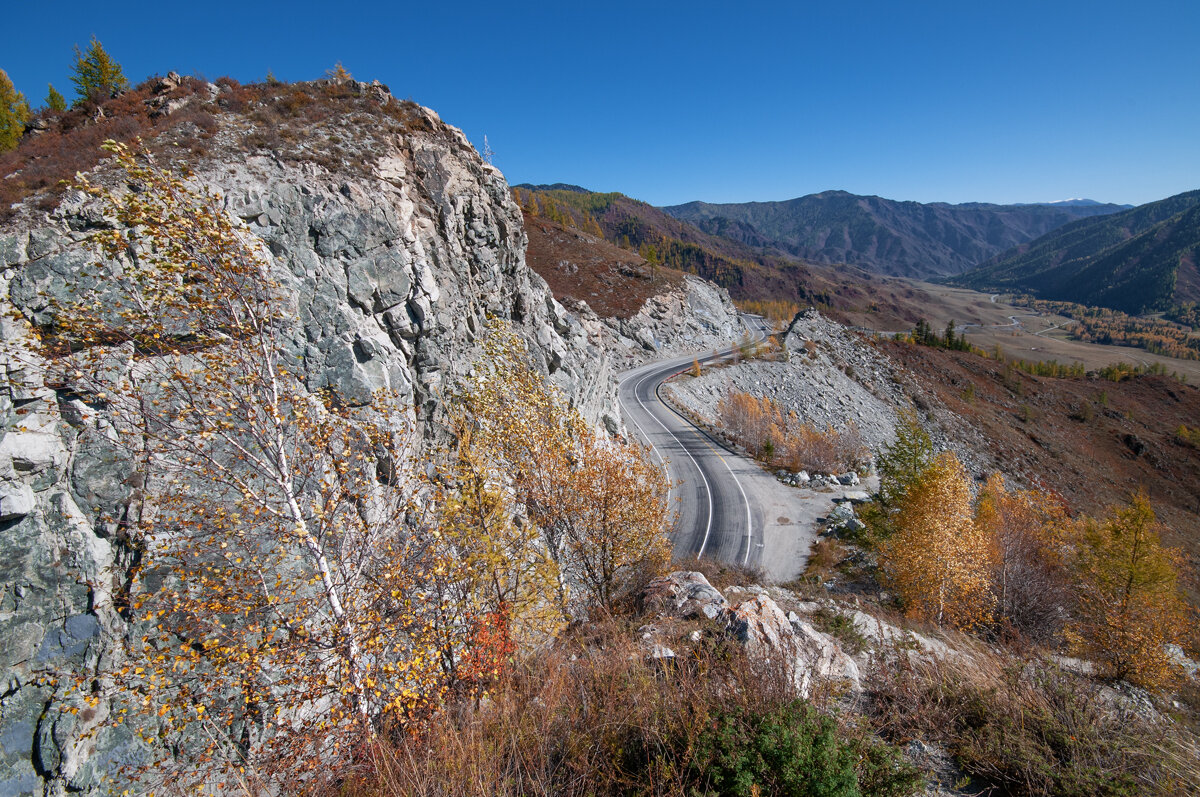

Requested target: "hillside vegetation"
[
  {"left": 515, "top": 184, "right": 998, "bottom": 332},
  {"left": 954, "top": 190, "right": 1200, "bottom": 313}
]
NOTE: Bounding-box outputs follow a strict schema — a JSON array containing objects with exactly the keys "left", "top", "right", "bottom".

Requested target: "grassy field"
[{"left": 894, "top": 283, "right": 1200, "bottom": 383}]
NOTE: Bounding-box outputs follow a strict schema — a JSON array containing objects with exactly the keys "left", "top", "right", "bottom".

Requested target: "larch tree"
[
  {"left": 38, "top": 141, "right": 463, "bottom": 791},
  {"left": 1069, "top": 492, "right": 1189, "bottom": 690},
  {"left": 0, "top": 69, "right": 30, "bottom": 152},
  {"left": 70, "top": 37, "right": 129, "bottom": 104},
  {"left": 45, "top": 82, "right": 67, "bottom": 112},
  {"left": 880, "top": 451, "right": 994, "bottom": 630}
]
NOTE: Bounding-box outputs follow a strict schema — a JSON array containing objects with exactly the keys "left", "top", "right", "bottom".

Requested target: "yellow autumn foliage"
[
  {"left": 1069, "top": 492, "right": 1189, "bottom": 689},
  {"left": 42, "top": 142, "right": 458, "bottom": 791},
  {"left": 461, "top": 321, "right": 672, "bottom": 614},
  {"left": 881, "top": 451, "right": 994, "bottom": 630},
  {"left": 974, "top": 474, "right": 1074, "bottom": 640}
]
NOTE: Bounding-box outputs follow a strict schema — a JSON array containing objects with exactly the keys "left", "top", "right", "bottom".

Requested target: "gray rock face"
[
  {"left": 642, "top": 570, "right": 729, "bottom": 621},
  {"left": 640, "top": 573, "right": 862, "bottom": 697},
  {"left": 0, "top": 102, "right": 619, "bottom": 795},
  {"left": 606, "top": 276, "right": 744, "bottom": 369}
]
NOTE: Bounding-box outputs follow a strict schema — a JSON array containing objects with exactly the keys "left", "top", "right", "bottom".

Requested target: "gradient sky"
[{"left": 4, "top": 1, "right": 1197, "bottom": 206}]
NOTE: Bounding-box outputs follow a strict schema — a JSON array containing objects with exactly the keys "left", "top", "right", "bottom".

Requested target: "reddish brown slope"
[{"left": 887, "top": 341, "right": 1200, "bottom": 598}]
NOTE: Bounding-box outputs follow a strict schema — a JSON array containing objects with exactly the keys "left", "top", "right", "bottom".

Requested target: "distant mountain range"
[
  {"left": 660, "top": 191, "right": 1129, "bottom": 279},
  {"left": 518, "top": 182, "right": 1200, "bottom": 318},
  {"left": 953, "top": 190, "right": 1200, "bottom": 313},
  {"left": 1017, "top": 199, "right": 1130, "bottom": 208}
]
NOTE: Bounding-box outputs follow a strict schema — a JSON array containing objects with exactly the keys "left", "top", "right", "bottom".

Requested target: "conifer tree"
[
  {"left": 70, "top": 36, "right": 129, "bottom": 104},
  {"left": 0, "top": 69, "right": 30, "bottom": 152},
  {"left": 1069, "top": 492, "right": 1189, "bottom": 689},
  {"left": 44, "top": 82, "right": 67, "bottom": 112},
  {"left": 876, "top": 409, "right": 934, "bottom": 509}
]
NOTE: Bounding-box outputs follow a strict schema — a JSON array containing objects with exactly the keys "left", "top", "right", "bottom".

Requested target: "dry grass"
[
  {"left": 334, "top": 613, "right": 921, "bottom": 797},
  {"left": 1, "top": 76, "right": 435, "bottom": 223},
  {"left": 0, "top": 78, "right": 208, "bottom": 220},
  {"left": 683, "top": 556, "right": 769, "bottom": 592},
  {"left": 802, "top": 538, "right": 849, "bottom": 586},
  {"left": 522, "top": 214, "right": 685, "bottom": 320},
  {"left": 868, "top": 653, "right": 1200, "bottom": 796}
]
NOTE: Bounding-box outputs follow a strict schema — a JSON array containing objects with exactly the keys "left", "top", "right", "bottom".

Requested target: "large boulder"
[
  {"left": 726, "top": 591, "right": 861, "bottom": 697},
  {"left": 642, "top": 571, "right": 728, "bottom": 620},
  {"left": 642, "top": 573, "right": 862, "bottom": 697}
]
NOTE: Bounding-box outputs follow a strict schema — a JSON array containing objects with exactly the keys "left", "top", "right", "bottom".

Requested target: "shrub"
[
  {"left": 1176, "top": 424, "right": 1200, "bottom": 448},
  {"left": 716, "top": 389, "right": 865, "bottom": 473},
  {"left": 781, "top": 422, "right": 867, "bottom": 475},
  {"left": 975, "top": 474, "right": 1075, "bottom": 642},
  {"left": 690, "top": 700, "right": 920, "bottom": 797},
  {"left": 340, "top": 616, "right": 921, "bottom": 797}
]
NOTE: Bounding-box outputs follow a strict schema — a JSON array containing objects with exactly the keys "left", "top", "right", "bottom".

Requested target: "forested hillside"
[{"left": 954, "top": 190, "right": 1200, "bottom": 313}]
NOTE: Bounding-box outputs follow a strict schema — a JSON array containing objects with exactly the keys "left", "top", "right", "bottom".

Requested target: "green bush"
[{"left": 688, "top": 700, "right": 921, "bottom": 797}]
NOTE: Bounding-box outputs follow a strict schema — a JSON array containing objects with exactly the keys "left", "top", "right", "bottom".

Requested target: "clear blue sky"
[{"left": 4, "top": 1, "right": 1197, "bottom": 206}]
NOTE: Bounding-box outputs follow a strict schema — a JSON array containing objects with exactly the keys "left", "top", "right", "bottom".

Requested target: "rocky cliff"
[{"left": 0, "top": 79, "right": 625, "bottom": 795}]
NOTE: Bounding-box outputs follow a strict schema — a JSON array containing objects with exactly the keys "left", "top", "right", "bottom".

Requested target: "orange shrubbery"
[
  {"left": 736, "top": 298, "right": 802, "bottom": 324},
  {"left": 716, "top": 389, "right": 865, "bottom": 474}
]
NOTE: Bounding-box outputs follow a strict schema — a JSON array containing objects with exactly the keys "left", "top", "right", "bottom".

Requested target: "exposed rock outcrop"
[
  {"left": 641, "top": 572, "right": 863, "bottom": 697},
  {"left": 602, "top": 275, "right": 745, "bottom": 367},
  {"left": 0, "top": 90, "right": 620, "bottom": 795},
  {"left": 663, "top": 308, "right": 994, "bottom": 475}
]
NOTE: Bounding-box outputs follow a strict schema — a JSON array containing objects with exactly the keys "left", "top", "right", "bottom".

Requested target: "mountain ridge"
[
  {"left": 662, "top": 191, "right": 1129, "bottom": 279},
  {"left": 952, "top": 189, "right": 1200, "bottom": 313}
]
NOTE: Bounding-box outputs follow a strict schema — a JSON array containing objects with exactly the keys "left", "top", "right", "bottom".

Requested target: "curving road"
[{"left": 618, "top": 318, "right": 774, "bottom": 569}]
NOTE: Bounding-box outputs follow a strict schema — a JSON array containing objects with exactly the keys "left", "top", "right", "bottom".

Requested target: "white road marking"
[
  {"left": 620, "top": 365, "right": 714, "bottom": 559},
  {"left": 659, "top": 388, "right": 755, "bottom": 566},
  {"left": 617, "top": 316, "right": 766, "bottom": 564}
]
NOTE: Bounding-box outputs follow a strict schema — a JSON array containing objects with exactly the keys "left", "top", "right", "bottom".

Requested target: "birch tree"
[
  {"left": 41, "top": 141, "right": 457, "bottom": 790},
  {"left": 880, "top": 451, "right": 994, "bottom": 630},
  {"left": 461, "top": 322, "right": 672, "bottom": 615}
]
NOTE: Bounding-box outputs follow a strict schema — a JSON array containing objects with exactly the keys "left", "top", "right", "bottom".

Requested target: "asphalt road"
[{"left": 618, "top": 318, "right": 774, "bottom": 569}]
